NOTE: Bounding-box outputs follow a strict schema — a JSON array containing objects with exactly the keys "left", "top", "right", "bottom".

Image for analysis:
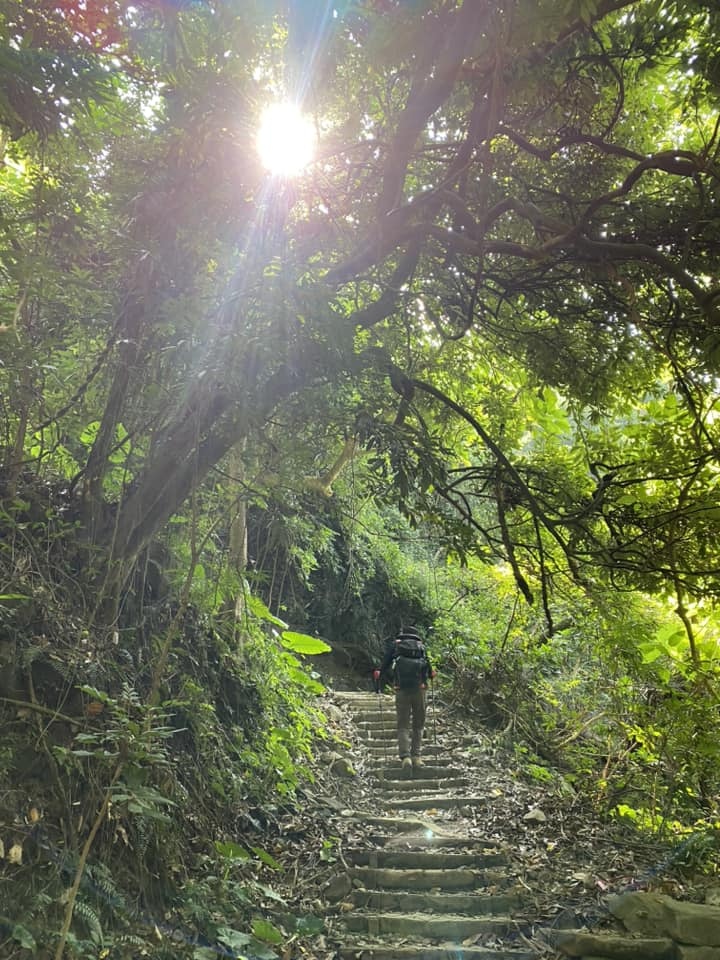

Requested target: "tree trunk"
[
  {"left": 82, "top": 274, "right": 151, "bottom": 534},
  {"left": 93, "top": 359, "right": 301, "bottom": 603}
]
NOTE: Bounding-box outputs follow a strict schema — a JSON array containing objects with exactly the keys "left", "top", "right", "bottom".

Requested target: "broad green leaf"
[
  {"left": 217, "top": 928, "right": 277, "bottom": 960},
  {"left": 251, "top": 918, "right": 283, "bottom": 945},
  {"left": 247, "top": 594, "right": 288, "bottom": 629},
  {"left": 655, "top": 623, "right": 684, "bottom": 645},
  {"left": 637, "top": 642, "right": 663, "bottom": 664},
  {"left": 215, "top": 840, "right": 251, "bottom": 861},
  {"left": 216, "top": 927, "right": 252, "bottom": 950},
  {"left": 12, "top": 925, "right": 36, "bottom": 950},
  {"left": 251, "top": 845, "right": 282, "bottom": 870},
  {"left": 280, "top": 631, "right": 331, "bottom": 655},
  {"left": 79, "top": 421, "right": 101, "bottom": 446},
  {"left": 255, "top": 882, "right": 286, "bottom": 903},
  {"left": 287, "top": 666, "right": 325, "bottom": 694},
  {"left": 293, "top": 914, "right": 325, "bottom": 936}
]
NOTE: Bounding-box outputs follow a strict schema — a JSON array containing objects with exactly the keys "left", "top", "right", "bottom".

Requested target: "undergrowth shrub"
[
  {"left": 0, "top": 490, "right": 333, "bottom": 958},
  {"left": 435, "top": 573, "right": 720, "bottom": 837}
]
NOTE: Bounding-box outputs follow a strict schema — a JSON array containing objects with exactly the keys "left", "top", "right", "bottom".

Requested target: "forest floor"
[
  {"left": 2, "top": 643, "right": 714, "bottom": 959},
  {"left": 264, "top": 665, "right": 717, "bottom": 959}
]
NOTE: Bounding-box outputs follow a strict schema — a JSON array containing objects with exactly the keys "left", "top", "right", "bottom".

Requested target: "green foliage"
[
  {"left": 0, "top": 523, "right": 331, "bottom": 957},
  {"left": 671, "top": 822, "right": 720, "bottom": 876},
  {"left": 55, "top": 684, "right": 178, "bottom": 821},
  {"left": 247, "top": 594, "right": 289, "bottom": 630},
  {"left": 525, "top": 762, "right": 556, "bottom": 785},
  {"left": 319, "top": 837, "right": 339, "bottom": 863},
  {"left": 217, "top": 926, "right": 278, "bottom": 960},
  {"left": 280, "top": 631, "right": 332, "bottom": 655}
]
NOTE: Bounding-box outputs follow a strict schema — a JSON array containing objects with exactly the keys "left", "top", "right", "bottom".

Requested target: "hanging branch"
[
  {"left": 498, "top": 594, "right": 520, "bottom": 656},
  {"left": 409, "top": 376, "right": 569, "bottom": 555},
  {"left": 533, "top": 512, "right": 555, "bottom": 641},
  {"left": 495, "top": 465, "right": 533, "bottom": 603},
  {"left": 304, "top": 436, "right": 358, "bottom": 497}
]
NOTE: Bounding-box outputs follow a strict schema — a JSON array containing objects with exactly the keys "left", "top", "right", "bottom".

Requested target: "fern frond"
[
  {"left": 118, "top": 933, "right": 147, "bottom": 947},
  {"left": 135, "top": 816, "right": 151, "bottom": 857},
  {"left": 86, "top": 862, "right": 125, "bottom": 910},
  {"left": 73, "top": 898, "right": 103, "bottom": 945}
]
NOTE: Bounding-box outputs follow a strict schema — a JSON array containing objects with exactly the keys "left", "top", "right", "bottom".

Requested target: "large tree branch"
[
  {"left": 498, "top": 127, "right": 646, "bottom": 163},
  {"left": 422, "top": 212, "right": 719, "bottom": 320},
  {"left": 580, "top": 150, "right": 715, "bottom": 223},
  {"left": 327, "top": 5, "right": 493, "bottom": 284},
  {"left": 408, "top": 376, "right": 570, "bottom": 557},
  {"left": 376, "top": 3, "right": 492, "bottom": 219},
  {"left": 103, "top": 362, "right": 302, "bottom": 566},
  {"left": 574, "top": 236, "right": 719, "bottom": 316},
  {"left": 347, "top": 240, "right": 423, "bottom": 328},
  {"left": 329, "top": 0, "right": 642, "bottom": 285}
]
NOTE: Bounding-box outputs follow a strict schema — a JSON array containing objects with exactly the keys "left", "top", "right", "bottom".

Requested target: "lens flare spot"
[{"left": 256, "top": 102, "right": 315, "bottom": 177}]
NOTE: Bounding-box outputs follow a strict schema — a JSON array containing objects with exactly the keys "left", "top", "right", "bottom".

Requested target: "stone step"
[
  {"left": 337, "top": 945, "right": 535, "bottom": 960},
  {"left": 366, "top": 833, "right": 499, "bottom": 849},
  {"left": 380, "top": 791, "right": 473, "bottom": 807},
  {"left": 330, "top": 695, "right": 538, "bottom": 960},
  {"left": 355, "top": 714, "right": 445, "bottom": 725},
  {"left": 358, "top": 729, "right": 446, "bottom": 743},
  {"left": 357, "top": 728, "right": 400, "bottom": 740},
  {"left": 350, "top": 866, "right": 483, "bottom": 891},
  {"left": 334, "top": 693, "right": 395, "bottom": 705},
  {"left": 334, "top": 689, "right": 393, "bottom": 697},
  {"left": 353, "top": 714, "right": 443, "bottom": 725},
  {"left": 353, "top": 706, "right": 395, "bottom": 714},
  {"left": 355, "top": 712, "right": 397, "bottom": 730},
  {"left": 341, "top": 911, "right": 517, "bottom": 938},
  {"left": 343, "top": 707, "right": 396, "bottom": 718},
  {"left": 373, "top": 766, "right": 464, "bottom": 781},
  {"left": 349, "top": 849, "right": 507, "bottom": 869},
  {"left": 373, "top": 757, "right": 457, "bottom": 770},
  {"left": 344, "top": 812, "right": 469, "bottom": 835},
  {"left": 351, "top": 888, "right": 522, "bottom": 915},
  {"left": 383, "top": 795, "right": 486, "bottom": 811},
  {"left": 354, "top": 707, "right": 442, "bottom": 718},
  {"left": 363, "top": 743, "right": 446, "bottom": 756},
  {"left": 377, "top": 778, "right": 470, "bottom": 794},
  {"left": 353, "top": 712, "right": 398, "bottom": 722},
  {"left": 364, "top": 754, "right": 447, "bottom": 764},
  {"left": 354, "top": 712, "right": 398, "bottom": 722}
]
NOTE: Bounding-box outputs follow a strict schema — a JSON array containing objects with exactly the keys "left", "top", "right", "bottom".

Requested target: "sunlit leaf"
[
  {"left": 280, "top": 631, "right": 331, "bottom": 655},
  {"left": 214, "top": 840, "right": 251, "bottom": 861},
  {"left": 251, "top": 845, "right": 282, "bottom": 870},
  {"left": 251, "top": 918, "right": 283, "bottom": 944},
  {"left": 247, "top": 595, "right": 288, "bottom": 629}
]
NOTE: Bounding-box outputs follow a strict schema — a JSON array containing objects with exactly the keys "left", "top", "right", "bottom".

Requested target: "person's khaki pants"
[{"left": 395, "top": 687, "right": 426, "bottom": 757}]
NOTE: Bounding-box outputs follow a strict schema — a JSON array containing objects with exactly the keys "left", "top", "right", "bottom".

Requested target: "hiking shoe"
[
  {"left": 411, "top": 756, "right": 424, "bottom": 770},
  {"left": 401, "top": 757, "right": 412, "bottom": 771}
]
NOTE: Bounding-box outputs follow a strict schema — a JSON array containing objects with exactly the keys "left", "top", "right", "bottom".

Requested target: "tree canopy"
[{"left": 3, "top": 0, "right": 719, "bottom": 626}]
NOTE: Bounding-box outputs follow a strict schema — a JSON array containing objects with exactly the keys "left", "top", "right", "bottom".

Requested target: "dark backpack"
[
  {"left": 396, "top": 635, "right": 424, "bottom": 659},
  {"left": 393, "top": 635, "right": 427, "bottom": 690}
]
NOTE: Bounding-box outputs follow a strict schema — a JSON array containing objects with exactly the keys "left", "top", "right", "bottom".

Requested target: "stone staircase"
[{"left": 326, "top": 691, "right": 539, "bottom": 960}]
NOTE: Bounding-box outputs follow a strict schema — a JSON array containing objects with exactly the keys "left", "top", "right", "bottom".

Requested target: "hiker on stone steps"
[{"left": 373, "top": 626, "right": 435, "bottom": 772}]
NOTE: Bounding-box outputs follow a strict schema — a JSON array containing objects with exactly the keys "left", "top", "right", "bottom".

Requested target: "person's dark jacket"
[{"left": 379, "top": 629, "right": 433, "bottom": 687}]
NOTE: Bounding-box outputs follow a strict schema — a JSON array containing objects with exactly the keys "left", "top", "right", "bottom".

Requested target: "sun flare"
[{"left": 256, "top": 102, "right": 315, "bottom": 177}]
